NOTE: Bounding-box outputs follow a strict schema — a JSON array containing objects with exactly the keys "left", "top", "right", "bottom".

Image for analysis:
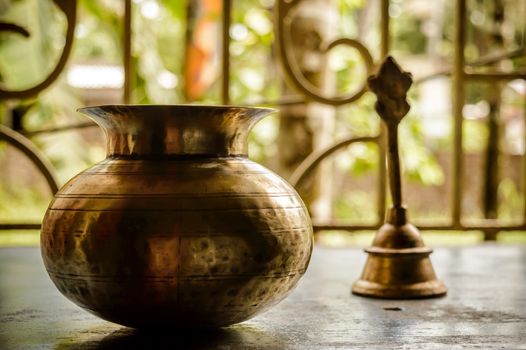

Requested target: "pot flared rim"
[
  {"left": 76, "top": 104, "right": 276, "bottom": 157},
  {"left": 77, "top": 104, "right": 277, "bottom": 115}
]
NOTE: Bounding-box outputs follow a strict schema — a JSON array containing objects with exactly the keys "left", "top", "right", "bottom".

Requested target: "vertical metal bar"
[
  {"left": 481, "top": 2, "right": 504, "bottom": 241},
  {"left": 221, "top": 0, "right": 232, "bottom": 105},
  {"left": 451, "top": 0, "right": 466, "bottom": 227},
  {"left": 380, "top": 0, "right": 389, "bottom": 56},
  {"left": 123, "top": 0, "right": 132, "bottom": 104},
  {"left": 482, "top": 84, "right": 500, "bottom": 241},
  {"left": 523, "top": 82, "right": 526, "bottom": 224},
  {"left": 377, "top": 0, "right": 389, "bottom": 223}
]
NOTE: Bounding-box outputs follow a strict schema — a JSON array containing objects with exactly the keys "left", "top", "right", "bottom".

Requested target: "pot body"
[{"left": 41, "top": 105, "right": 313, "bottom": 328}]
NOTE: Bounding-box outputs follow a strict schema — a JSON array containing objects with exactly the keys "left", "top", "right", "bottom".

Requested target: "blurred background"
[{"left": 0, "top": 0, "right": 525, "bottom": 246}]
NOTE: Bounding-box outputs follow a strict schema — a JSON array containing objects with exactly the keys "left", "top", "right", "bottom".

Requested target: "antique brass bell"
[{"left": 352, "top": 57, "right": 447, "bottom": 299}]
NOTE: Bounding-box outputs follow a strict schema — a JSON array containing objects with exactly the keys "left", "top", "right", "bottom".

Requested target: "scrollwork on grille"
[
  {"left": 275, "top": 0, "right": 374, "bottom": 106},
  {"left": 0, "top": 0, "right": 77, "bottom": 100}
]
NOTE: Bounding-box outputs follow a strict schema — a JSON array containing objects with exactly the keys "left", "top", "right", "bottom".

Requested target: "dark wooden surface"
[{"left": 1, "top": 245, "right": 525, "bottom": 349}]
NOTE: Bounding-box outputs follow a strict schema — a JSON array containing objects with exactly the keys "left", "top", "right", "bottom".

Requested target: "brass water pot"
[{"left": 41, "top": 105, "right": 313, "bottom": 328}]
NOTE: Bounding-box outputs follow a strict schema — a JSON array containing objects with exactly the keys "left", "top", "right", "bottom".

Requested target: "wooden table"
[{"left": 1, "top": 245, "right": 525, "bottom": 349}]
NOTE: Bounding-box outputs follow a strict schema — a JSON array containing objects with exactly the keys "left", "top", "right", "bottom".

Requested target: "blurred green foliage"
[{"left": 0, "top": 0, "right": 525, "bottom": 244}]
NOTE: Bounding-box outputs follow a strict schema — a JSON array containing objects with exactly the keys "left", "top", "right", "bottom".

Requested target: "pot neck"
[{"left": 78, "top": 105, "right": 274, "bottom": 158}]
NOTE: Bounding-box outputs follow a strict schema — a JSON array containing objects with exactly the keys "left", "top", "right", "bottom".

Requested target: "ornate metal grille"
[{"left": 0, "top": 0, "right": 525, "bottom": 239}]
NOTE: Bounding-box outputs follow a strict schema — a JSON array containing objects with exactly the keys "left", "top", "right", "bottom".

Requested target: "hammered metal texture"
[{"left": 40, "top": 105, "right": 313, "bottom": 328}]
